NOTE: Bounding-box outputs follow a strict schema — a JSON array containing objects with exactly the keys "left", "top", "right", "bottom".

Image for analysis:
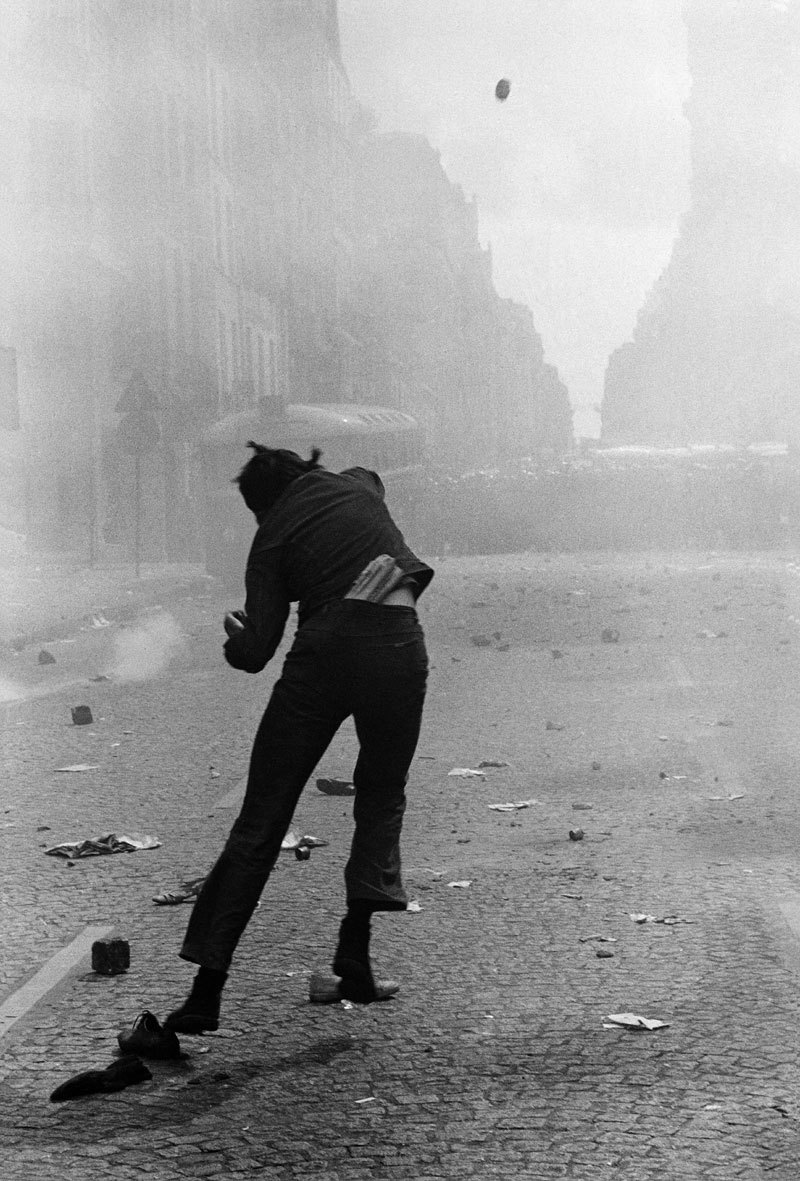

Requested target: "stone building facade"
[
  {"left": 602, "top": 0, "right": 800, "bottom": 447},
  {"left": 0, "top": 0, "right": 570, "bottom": 558}
]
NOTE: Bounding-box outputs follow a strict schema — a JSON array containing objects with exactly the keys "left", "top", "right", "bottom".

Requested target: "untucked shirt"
[{"left": 224, "top": 467, "right": 433, "bottom": 673}]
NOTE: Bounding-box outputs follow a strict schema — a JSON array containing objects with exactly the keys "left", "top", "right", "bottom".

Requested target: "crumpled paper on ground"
[
  {"left": 604, "top": 1012, "right": 669, "bottom": 1031},
  {"left": 488, "top": 799, "right": 541, "bottom": 811},
  {"left": 281, "top": 832, "right": 329, "bottom": 851},
  {"left": 45, "top": 833, "right": 161, "bottom": 859}
]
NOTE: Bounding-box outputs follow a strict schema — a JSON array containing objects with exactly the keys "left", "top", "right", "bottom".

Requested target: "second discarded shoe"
[
  {"left": 117, "top": 1010, "right": 182, "bottom": 1059},
  {"left": 50, "top": 1055, "right": 152, "bottom": 1102}
]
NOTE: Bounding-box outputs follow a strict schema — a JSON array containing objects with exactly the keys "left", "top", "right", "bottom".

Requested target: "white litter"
[
  {"left": 488, "top": 799, "right": 541, "bottom": 811},
  {"left": 605, "top": 1013, "right": 669, "bottom": 1031}
]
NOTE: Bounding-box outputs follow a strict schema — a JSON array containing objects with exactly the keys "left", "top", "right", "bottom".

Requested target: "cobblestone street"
[{"left": 2, "top": 552, "right": 800, "bottom": 1179}]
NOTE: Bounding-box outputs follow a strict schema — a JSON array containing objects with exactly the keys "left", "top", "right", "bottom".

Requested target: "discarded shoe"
[
  {"left": 314, "top": 963, "right": 399, "bottom": 1005},
  {"left": 50, "top": 1054, "right": 151, "bottom": 1102},
  {"left": 117, "top": 1010, "right": 181, "bottom": 1059},
  {"left": 152, "top": 876, "right": 205, "bottom": 905}
]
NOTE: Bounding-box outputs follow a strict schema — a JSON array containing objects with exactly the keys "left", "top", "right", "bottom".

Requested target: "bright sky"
[{"left": 338, "top": 0, "right": 692, "bottom": 436}]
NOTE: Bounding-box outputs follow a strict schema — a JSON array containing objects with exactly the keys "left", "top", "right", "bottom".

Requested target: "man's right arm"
[{"left": 223, "top": 547, "right": 290, "bottom": 673}]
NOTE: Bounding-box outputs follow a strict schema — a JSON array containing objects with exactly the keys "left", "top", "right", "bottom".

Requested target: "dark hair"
[{"left": 234, "top": 442, "right": 323, "bottom": 515}]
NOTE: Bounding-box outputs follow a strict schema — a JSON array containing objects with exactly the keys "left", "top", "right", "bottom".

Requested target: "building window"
[
  {"left": 208, "top": 67, "right": 218, "bottom": 158},
  {"left": 217, "top": 310, "right": 228, "bottom": 402},
  {"left": 213, "top": 188, "right": 222, "bottom": 266},
  {"left": 231, "top": 319, "right": 239, "bottom": 395},
  {"left": 172, "top": 248, "right": 185, "bottom": 351},
  {"left": 29, "top": 118, "right": 83, "bottom": 205},
  {"left": 244, "top": 326, "right": 253, "bottom": 390},
  {"left": 258, "top": 334, "right": 266, "bottom": 397},
  {"left": 269, "top": 338, "right": 277, "bottom": 398},
  {"left": 226, "top": 198, "right": 234, "bottom": 276}
]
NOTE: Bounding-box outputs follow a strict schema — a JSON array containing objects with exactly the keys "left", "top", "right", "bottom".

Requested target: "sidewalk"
[{"left": 0, "top": 543, "right": 214, "bottom": 647}]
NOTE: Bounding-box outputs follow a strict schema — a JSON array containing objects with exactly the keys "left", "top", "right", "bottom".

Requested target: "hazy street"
[{"left": 1, "top": 550, "right": 800, "bottom": 1179}]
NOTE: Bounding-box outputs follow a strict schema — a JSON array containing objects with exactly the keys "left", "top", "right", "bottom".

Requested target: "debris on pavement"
[
  {"left": 629, "top": 913, "right": 693, "bottom": 925},
  {"left": 591, "top": 761, "right": 602, "bottom": 770},
  {"left": 601, "top": 628, "right": 620, "bottom": 643},
  {"left": 90, "top": 675, "right": 110, "bottom": 682},
  {"left": 281, "top": 832, "right": 329, "bottom": 854},
  {"left": 478, "top": 759, "right": 510, "bottom": 768},
  {"left": 407, "top": 900, "right": 422, "bottom": 912},
  {"left": 604, "top": 1013, "right": 669, "bottom": 1031},
  {"left": 579, "top": 934, "right": 617, "bottom": 943},
  {"left": 470, "top": 634, "right": 492, "bottom": 647},
  {"left": 316, "top": 777, "right": 356, "bottom": 795},
  {"left": 448, "top": 880, "right": 472, "bottom": 888},
  {"left": 572, "top": 803, "right": 593, "bottom": 811},
  {"left": 71, "top": 705, "right": 93, "bottom": 725},
  {"left": 708, "top": 792, "right": 746, "bottom": 801},
  {"left": 50, "top": 1055, "right": 151, "bottom": 1102},
  {"left": 545, "top": 720, "right": 565, "bottom": 731},
  {"left": 153, "top": 876, "right": 206, "bottom": 905},
  {"left": 91, "top": 937, "right": 130, "bottom": 975},
  {"left": 696, "top": 628, "right": 727, "bottom": 639},
  {"left": 596, "top": 948, "right": 614, "bottom": 958},
  {"left": 45, "top": 833, "right": 161, "bottom": 858},
  {"left": 54, "top": 764, "right": 100, "bottom": 773},
  {"left": 487, "top": 799, "right": 541, "bottom": 811},
  {"left": 569, "top": 828, "right": 585, "bottom": 841},
  {"left": 448, "top": 767, "right": 486, "bottom": 778},
  {"left": 37, "top": 649, "right": 56, "bottom": 665},
  {"left": 116, "top": 1011, "right": 181, "bottom": 1059}
]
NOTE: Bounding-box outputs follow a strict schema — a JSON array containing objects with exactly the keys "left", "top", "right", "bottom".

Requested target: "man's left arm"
[{"left": 223, "top": 548, "right": 290, "bottom": 674}]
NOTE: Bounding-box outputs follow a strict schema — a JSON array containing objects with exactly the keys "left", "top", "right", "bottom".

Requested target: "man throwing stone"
[{"left": 165, "top": 443, "right": 433, "bottom": 1033}]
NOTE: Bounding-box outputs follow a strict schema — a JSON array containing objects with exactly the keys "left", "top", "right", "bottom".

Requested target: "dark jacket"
[{"left": 223, "top": 467, "right": 433, "bottom": 673}]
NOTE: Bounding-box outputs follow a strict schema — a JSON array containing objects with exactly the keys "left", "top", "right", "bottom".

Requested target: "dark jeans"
[{"left": 180, "top": 600, "right": 428, "bottom": 972}]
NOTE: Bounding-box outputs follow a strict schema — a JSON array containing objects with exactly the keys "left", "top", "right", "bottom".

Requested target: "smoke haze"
[{"left": 107, "top": 613, "right": 185, "bottom": 684}]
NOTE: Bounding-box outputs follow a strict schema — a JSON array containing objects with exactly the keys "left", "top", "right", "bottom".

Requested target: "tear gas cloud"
[{"left": 108, "top": 614, "right": 185, "bottom": 684}]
